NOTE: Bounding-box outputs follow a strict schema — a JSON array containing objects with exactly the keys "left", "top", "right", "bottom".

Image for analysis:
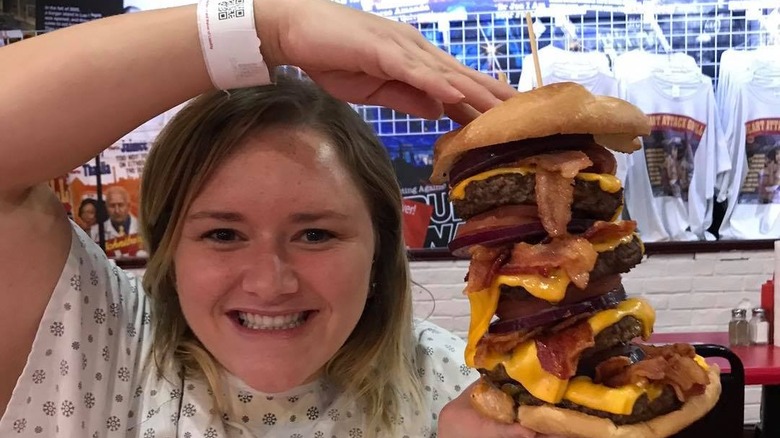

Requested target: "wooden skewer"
[{"left": 525, "top": 12, "right": 543, "bottom": 88}]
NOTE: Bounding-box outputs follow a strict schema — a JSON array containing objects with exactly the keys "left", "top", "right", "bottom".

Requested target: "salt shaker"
[
  {"left": 729, "top": 308, "right": 750, "bottom": 346},
  {"left": 750, "top": 308, "right": 769, "bottom": 345}
]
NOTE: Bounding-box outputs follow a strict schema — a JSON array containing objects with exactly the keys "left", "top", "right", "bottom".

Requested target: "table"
[{"left": 649, "top": 332, "right": 780, "bottom": 437}]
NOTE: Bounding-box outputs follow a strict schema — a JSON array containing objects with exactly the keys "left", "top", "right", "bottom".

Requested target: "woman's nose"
[{"left": 240, "top": 250, "right": 298, "bottom": 300}]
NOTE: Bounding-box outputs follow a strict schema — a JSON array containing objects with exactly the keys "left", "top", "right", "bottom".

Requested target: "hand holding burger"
[
  {"left": 439, "top": 379, "right": 568, "bottom": 438},
  {"left": 433, "top": 82, "right": 721, "bottom": 438}
]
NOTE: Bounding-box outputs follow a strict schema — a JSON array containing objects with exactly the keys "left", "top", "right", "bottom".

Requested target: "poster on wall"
[
  {"left": 36, "top": 0, "right": 123, "bottom": 30},
  {"left": 382, "top": 133, "right": 463, "bottom": 249},
  {"left": 122, "top": 0, "right": 195, "bottom": 13},
  {"left": 67, "top": 128, "right": 158, "bottom": 259}
]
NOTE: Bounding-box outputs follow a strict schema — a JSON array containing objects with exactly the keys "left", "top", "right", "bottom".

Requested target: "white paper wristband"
[{"left": 197, "top": 0, "right": 272, "bottom": 90}]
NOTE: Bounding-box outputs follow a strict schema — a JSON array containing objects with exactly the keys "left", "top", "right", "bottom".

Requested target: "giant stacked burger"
[{"left": 430, "top": 82, "right": 721, "bottom": 438}]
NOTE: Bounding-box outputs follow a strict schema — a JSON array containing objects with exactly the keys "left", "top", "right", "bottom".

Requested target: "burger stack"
[{"left": 430, "top": 82, "right": 721, "bottom": 438}]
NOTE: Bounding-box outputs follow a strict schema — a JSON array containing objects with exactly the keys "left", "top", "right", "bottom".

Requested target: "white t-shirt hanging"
[
  {"left": 541, "top": 69, "right": 619, "bottom": 97},
  {"left": 622, "top": 74, "right": 729, "bottom": 241},
  {"left": 719, "top": 80, "right": 780, "bottom": 239},
  {"left": 0, "top": 221, "right": 479, "bottom": 437},
  {"left": 517, "top": 45, "right": 611, "bottom": 91},
  {"left": 613, "top": 50, "right": 699, "bottom": 84},
  {"left": 716, "top": 49, "right": 780, "bottom": 200}
]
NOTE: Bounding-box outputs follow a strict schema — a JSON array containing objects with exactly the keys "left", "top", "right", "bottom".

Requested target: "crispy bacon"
[
  {"left": 594, "top": 343, "right": 710, "bottom": 402},
  {"left": 473, "top": 328, "right": 541, "bottom": 368},
  {"left": 535, "top": 320, "right": 595, "bottom": 379},
  {"left": 595, "top": 355, "right": 667, "bottom": 387},
  {"left": 518, "top": 150, "right": 594, "bottom": 179},
  {"left": 517, "top": 151, "right": 593, "bottom": 237},
  {"left": 466, "top": 245, "right": 510, "bottom": 293},
  {"left": 582, "top": 220, "right": 637, "bottom": 243},
  {"left": 498, "top": 236, "right": 598, "bottom": 290}
]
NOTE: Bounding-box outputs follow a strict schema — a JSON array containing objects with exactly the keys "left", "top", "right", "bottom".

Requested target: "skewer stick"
[{"left": 525, "top": 12, "right": 543, "bottom": 88}]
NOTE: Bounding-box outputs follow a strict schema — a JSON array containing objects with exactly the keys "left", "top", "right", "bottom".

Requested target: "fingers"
[
  {"left": 364, "top": 80, "right": 444, "bottom": 120},
  {"left": 438, "top": 381, "right": 540, "bottom": 438},
  {"left": 443, "top": 102, "right": 481, "bottom": 126},
  {"left": 410, "top": 33, "right": 519, "bottom": 104}
]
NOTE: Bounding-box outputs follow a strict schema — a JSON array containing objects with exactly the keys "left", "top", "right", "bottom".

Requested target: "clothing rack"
[
  {"left": 355, "top": 2, "right": 780, "bottom": 138},
  {"left": 3, "top": 2, "right": 777, "bottom": 139}
]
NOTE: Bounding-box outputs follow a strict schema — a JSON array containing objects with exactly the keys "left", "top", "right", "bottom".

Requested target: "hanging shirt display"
[
  {"left": 719, "top": 78, "right": 780, "bottom": 239},
  {"left": 541, "top": 69, "right": 619, "bottom": 97},
  {"left": 622, "top": 73, "right": 729, "bottom": 241},
  {"left": 613, "top": 50, "right": 699, "bottom": 85},
  {"left": 517, "top": 45, "right": 611, "bottom": 91}
]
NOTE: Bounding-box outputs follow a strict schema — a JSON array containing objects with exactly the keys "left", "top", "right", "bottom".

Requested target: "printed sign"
[{"left": 383, "top": 133, "right": 463, "bottom": 249}]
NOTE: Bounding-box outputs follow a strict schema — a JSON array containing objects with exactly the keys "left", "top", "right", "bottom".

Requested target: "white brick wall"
[{"left": 410, "top": 250, "right": 775, "bottom": 424}]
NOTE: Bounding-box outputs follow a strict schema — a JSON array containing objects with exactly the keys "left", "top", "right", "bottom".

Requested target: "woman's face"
[
  {"left": 80, "top": 203, "right": 97, "bottom": 226},
  {"left": 174, "top": 126, "right": 376, "bottom": 393}
]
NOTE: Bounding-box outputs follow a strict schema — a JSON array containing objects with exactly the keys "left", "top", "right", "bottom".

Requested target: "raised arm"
[{"left": 0, "top": 0, "right": 514, "bottom": 193}]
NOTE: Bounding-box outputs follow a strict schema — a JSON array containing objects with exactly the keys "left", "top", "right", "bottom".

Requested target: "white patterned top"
[{"left": 0, "top": 222, "right": 478, "bottom": 437}]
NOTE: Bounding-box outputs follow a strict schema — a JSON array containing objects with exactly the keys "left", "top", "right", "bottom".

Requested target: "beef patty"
[
  {"left": 497, "top": 237, "right": 643, "bottom": 302},
  {"left": 451, "top": 172, "right": 623, "bottom": 220}
]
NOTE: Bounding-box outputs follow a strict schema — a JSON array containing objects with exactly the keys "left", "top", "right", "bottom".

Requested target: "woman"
[
  {"left": 0, "top": 0, "right": 553, "bottom": 436},
  {"left": 77, "top": 198, "right": 100, "bottom": 233}
]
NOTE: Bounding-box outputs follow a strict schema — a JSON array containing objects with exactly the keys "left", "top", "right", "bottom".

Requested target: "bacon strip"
[
  {"left": 517, "top": 151, "right": 593, "bottom": 237},
  {"left": 473, "top": 328, "right": 542, "bottom": 368},
  {"left": 535, "top": 320, "right": 595, "bottom": 379},
  {"left": 582, "top": 220, "right": 637, "bottom": 243},
  {"left": 466, "top": 245, "right": 510, "bottom": 293},
  {"left": 594, "top": 343, "right": 710, "bottom": 402},
  {"left": 498, "top": 236, "right": 598, "bottom": 290}
]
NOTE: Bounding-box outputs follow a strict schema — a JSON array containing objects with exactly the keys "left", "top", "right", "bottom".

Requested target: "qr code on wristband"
[{"left": 218, "top": 0, "right": 245, "bottom": 20}]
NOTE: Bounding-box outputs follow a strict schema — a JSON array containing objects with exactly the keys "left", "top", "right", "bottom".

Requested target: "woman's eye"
[
  {"left": 301, "top": 229, "right": 334, "bottom": 243},
  {"left": 204, "top": 229, "right": 238, "bottom": 242}
]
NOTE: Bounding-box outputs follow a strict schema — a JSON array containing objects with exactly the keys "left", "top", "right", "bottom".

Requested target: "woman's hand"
[
  {"left": 438, "top": 380, "right": 568, "bottom": 438},
  {"left": 260, "top": 0, "right": 517, "bottom": 125}
]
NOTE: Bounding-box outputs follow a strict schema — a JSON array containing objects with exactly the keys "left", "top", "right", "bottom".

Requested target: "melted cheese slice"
[
  {"left": 490, "top": 231, "right": 639, "bottom": 304},
  {"left": 449, "top": 168, "right": 622, "bottom": 200},
  {"left": 564, "top": 377, "right": 665, "bottom": 415},
  {"left": 465, "top": 290, "right": 657, "bottom": 404},
  {"left": 494, "top": 270, "right": 571, "bottom": 303}
]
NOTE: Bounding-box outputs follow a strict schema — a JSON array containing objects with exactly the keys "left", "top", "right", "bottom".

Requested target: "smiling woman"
[
  {"left": 133, "top": 76, "right": 470, "bottom": 435},
  {"left": 0, "top": 0, "right": 523, "bottom": 434}
]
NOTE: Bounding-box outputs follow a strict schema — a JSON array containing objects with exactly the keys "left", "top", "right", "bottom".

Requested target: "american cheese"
[
  {"left": 587, "top": 298, "right": 656, "bottom": 340},
  {"left": 449, "top": 168, "right": 622, "bottom": 200},
  {"left": 494, "top": 271, "right": 570, "bottom": 303},
  {"left": 466, "top": 288, "right": 657, "bottom": 404},
  {"left": 490, "top": 233, "right": 637, "bottom": 304},
  {"left": 464, "top": 286, "right": 500, "bottom": 368},
  {"left": 564, "top": 376, "right": 665, "bottom": 415}
]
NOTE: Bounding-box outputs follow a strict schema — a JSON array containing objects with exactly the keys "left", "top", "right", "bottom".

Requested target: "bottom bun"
[{"left": 518, "top": 365, "right": 722, "bottom": 438}]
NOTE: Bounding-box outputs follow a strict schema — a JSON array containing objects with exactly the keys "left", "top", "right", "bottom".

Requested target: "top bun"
[{"left": 430, "top": 82, "right": 652, "bottom": 184}]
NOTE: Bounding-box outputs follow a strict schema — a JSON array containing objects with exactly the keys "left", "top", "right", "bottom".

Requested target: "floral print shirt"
[{"left": 0, "top": 222, "right": 478, "bottom": 437}]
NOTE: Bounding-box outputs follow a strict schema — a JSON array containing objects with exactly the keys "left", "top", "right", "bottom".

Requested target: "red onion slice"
[
  {"left": 487, "top": 287, "right": 626, "bottom": 334},
  {"left": 448, "top": 219, "right": 595, "bottom": 258},
  {"left": 450, "top": 134, "right": 592, "bottom": 186}
]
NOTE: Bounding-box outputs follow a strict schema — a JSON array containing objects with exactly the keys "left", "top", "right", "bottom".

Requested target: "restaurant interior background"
[{"left": 3, "top": 0, "right": 780, "bottom": 428}]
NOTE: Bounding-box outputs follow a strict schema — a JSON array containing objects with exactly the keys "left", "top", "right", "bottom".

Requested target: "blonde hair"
[{"left": 139, "top": 76, "right": 424, "bottom": 433}]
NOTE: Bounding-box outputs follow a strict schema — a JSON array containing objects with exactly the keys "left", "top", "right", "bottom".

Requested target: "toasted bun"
[
  {"left": 430, "top": 82, "right": 651, "bottom": 183},
  {"left": 517, "top": 365, "right": 722, "bottom": 438}
]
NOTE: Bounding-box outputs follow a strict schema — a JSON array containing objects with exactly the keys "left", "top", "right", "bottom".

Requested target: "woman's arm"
[
  {"left": 0, "top": 5, "right": 214, "bottom": 193},
  {"left": 0, "top": 0, "right": 513, "bottom": 194}
]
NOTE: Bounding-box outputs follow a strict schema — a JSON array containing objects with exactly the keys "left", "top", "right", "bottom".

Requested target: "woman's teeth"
[{"left": 238, "top": 311, "right": 306, "bottom": 330}]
